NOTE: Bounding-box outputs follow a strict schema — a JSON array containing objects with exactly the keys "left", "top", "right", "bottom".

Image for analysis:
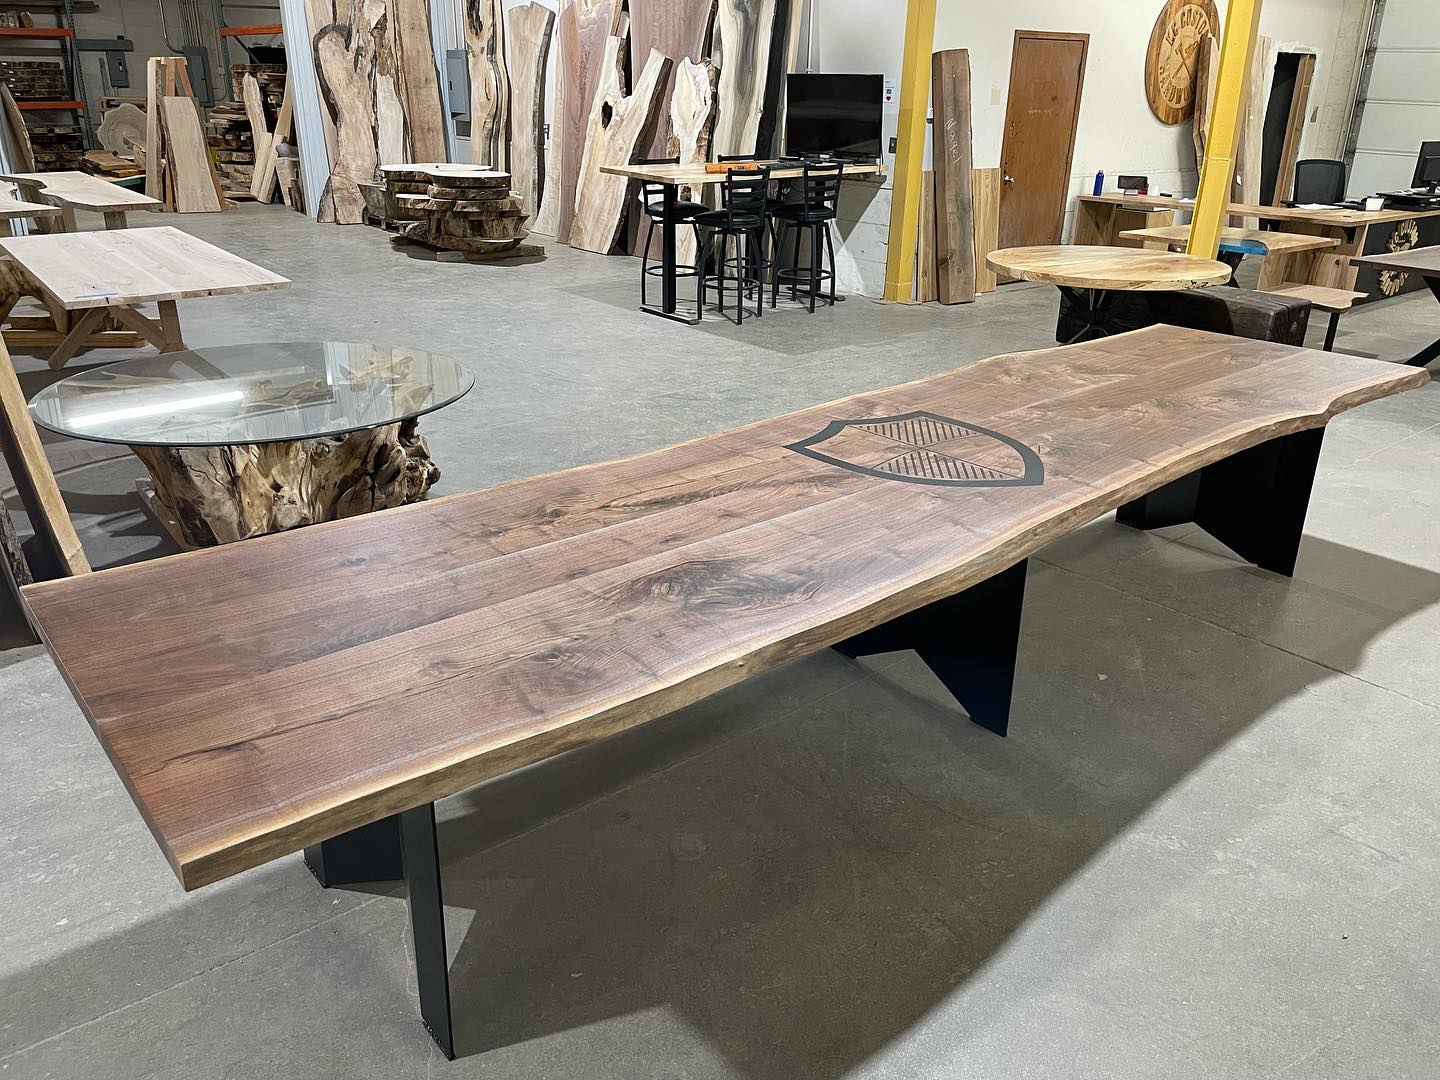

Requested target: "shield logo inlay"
[{"left": 786, "top": 411, "right": 1044, "bottom": 488}]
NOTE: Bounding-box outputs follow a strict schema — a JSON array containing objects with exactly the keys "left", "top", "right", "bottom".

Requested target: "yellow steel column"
[
  {"left": 1187, "top": 0, "right": 1263, "bottom": 258},
  {"left": 882, "top": 0, "right": 938, "bottom": 302}
]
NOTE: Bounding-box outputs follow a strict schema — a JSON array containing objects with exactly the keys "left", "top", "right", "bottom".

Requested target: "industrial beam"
[
  {"left": 1187, "top": 0, "right": 1264, "bottom": 259},
  {"left": 882, "top": 0, "right": 938, "bottom": 302}
]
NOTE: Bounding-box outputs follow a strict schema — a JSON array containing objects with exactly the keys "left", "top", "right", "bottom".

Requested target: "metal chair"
[
  {"left": 771, "top": 161, "right": 845, "bottom": 312},
  {"left": 695, "top": 166, "right": 771, "bottom": 325},
  {"left": 636, "top": 155, "right": 705, "bottom": 308},
  {"left": 1291, "top": 159, "right": 1347, "bottom": 205}
]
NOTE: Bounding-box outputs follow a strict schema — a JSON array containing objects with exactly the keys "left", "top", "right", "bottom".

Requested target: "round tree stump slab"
[{"left": 129, "top": 419, "right": 440, "bottom": 548}]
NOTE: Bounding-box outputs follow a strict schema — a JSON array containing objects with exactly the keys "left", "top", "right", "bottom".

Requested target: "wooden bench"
[
  {"left": 19, "top": 325, "right": 1428, "bottom": 1058},
  {"left": 1269, "top": 283, "right": 1369, "bottom": 351}
]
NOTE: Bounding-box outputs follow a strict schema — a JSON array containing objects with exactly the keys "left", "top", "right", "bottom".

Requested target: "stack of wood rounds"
[{"left": 381, "top": 164, "right": 543, "bottom": 261}]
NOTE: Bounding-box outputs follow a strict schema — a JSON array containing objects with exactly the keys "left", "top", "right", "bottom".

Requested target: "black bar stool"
[
  {"left": 696, "top": 166, "right": 771, "bottom": 325},
  {"left": 772, "top": 161, "right": 845, "bottom": 313},
  {"left": 636, "top": 155, "right": 706, "bottom": 308}
]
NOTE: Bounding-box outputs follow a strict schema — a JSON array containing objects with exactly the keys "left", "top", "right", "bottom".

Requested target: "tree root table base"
[{"left": 130, "top": 419, "right": 440, "bottom": 549}]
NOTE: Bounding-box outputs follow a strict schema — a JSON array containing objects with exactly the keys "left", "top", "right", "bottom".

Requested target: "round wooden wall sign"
[{"left": 1145, "top": 0, "right": 1220, "bottom": 125}]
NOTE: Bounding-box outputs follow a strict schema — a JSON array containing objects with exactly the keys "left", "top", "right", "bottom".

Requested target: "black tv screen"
[{"left": 785, "top": 73, "right": 884, "bottom": 160}]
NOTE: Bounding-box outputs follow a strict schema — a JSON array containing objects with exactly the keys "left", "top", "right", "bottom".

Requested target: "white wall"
[{"left": 936, "top": 0, "right": 1348, "bottom": 241}]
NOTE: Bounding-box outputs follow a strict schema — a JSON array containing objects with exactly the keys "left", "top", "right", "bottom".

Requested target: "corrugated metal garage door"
[{"left": 1348, "top": 0, "right": 1440, "bottom": 196}]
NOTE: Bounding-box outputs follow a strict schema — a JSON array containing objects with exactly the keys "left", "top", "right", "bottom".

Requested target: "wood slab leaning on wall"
[
  {"left": 570, "top": 42, "right": 671, "bottom": 254},
  {"left": 710, "top": 0, "right": 777, "bottom": 158},
  {"left": 507, "top": 2, "right": 556, "bottom": 222},
  {"left": 551, "top": 0, "right": 624, "bottom": 244},
  {"left": 931, "top": 49, "right": 975, "bottom": 304},
  {"left": 466, "top": 0, "right": 511, "bottom": 169}
]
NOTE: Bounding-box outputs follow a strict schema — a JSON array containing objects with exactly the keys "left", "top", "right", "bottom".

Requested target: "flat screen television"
[{"left": 784, "top": 73, "right": 884, "bottom": 160}]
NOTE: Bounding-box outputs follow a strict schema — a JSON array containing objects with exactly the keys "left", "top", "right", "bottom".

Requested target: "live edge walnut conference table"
[{"left": 21, "top": 326, "right": 1426, "bottom": 1059}]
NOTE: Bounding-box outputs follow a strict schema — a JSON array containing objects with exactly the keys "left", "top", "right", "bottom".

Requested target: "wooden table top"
[
  {"left": 1079, "top": 191, "right": 1440, "bottom": 227},
  {"left": 986, "top": 246, "right": 1232, "bottom": 290},
  {"left": 0, "top": 226, "right": 291, "bottom": 310},
  {"left": 0, "top": 190, "right": 62, "bottom": 220},
  {"left": 1350, "top": 245, "right": 1440, "bottom": 277},
  {"left": 1118, "top": 225, "right": 1341, "bottom": 255},
  {"left": 0, "top": 170, "right": 163, "bottom": 213},
  {"left": 600, "top": 161, "right": 887, "bottom": 186},
  {"left": 22, "top": 325, "right": 1426, "bottom": 891}
]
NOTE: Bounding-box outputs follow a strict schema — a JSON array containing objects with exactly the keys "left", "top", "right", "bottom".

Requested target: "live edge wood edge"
[{"left": 23, "top": 332, "right": 1428, "bottom": 892}]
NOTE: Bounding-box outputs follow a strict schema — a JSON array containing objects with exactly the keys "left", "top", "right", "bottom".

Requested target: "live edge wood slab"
[{"left": 22, "top": 326, "right": 1426, "bottom": 893}]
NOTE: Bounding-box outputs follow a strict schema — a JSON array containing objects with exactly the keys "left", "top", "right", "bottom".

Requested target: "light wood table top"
[
  {"left": 1119, "top": 225, "right": 1341, "bottom": 255},
  {"left": 21, "top": 324, "right": 1426, "bottom": 890},
  {"left": 0, "top": 190, "right": 62, "bottom": 221},
  {"left": 601, "top": 160, "right": 887, "bottom": 186},
  {"left": 1350, "top": 245, "right": 1440, "bottom": 277},
  {"left": 986, "top": 245, "right": 1232, "bottom": 290},
  {"left": 0, "top": 226, "right": 290, "bottom": 310},
  {"left": 0, "top": 170, "right": 164, "bottom": 213},
  {"left": 1079, "top": 191, "right": 1440, "bottom": 228}
]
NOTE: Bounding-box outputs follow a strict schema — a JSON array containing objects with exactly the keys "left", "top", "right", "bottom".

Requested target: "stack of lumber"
[
  {"left": 0, "top": 59, "right": 66, "bottom": 100},
  {"left": 0, "top": 62, "right": 83, "bottom": 170},
  {"left": 81, "top": 149, "right": 143, "bottom": 179},
  {"left": 144, "top": 55, "right": 228, "bottom": 213},
  {"left": 384, "top": 163, "right": 541, "bottom": 260},
  {"left": 207, "top": 64, "right": 285, "bottom": 199}
]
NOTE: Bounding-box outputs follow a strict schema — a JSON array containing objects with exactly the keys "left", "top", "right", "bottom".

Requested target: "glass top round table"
[{"left": 28, "top": 342, "right": 475, "bottom": 447}]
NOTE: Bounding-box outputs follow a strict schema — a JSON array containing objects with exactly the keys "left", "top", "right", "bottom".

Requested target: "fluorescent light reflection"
[{"left": 68, "top": 390, "right": 245, "bottom": 429}]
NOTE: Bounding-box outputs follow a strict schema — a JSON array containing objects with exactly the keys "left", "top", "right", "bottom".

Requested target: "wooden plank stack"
[
  {"left": 206, "top": 65, "right": 284, "bottom": 199},
  {"left": 383, "top": 163, "right": 542, "bottom": 261},
  {"left": 0, "top": 61, "right": 82, "bottom": 170}
]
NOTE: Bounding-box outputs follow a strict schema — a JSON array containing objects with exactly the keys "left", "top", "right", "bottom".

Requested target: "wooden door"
[{"left": 997, "top": 31, "right": 1089, "bottom": 251}]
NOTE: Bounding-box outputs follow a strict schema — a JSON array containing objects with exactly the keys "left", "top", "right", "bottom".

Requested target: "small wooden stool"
[{"left": 1270, "top": 283, "right": 1368, "bottom": 351}]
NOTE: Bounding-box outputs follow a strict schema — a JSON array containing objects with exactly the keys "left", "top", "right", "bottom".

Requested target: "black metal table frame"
[
  {"left": 1057, "top": 285, "right": 1127, "bottom": 344},
  {"left": 302, "top": 424, "right": 1326, "bottom": 1060},
  {"left": 640, "top": 183, "right": 703, "bottom": 326},
  {"left": 1401, "top": 275, "right": 1440, "bottom": 367}
]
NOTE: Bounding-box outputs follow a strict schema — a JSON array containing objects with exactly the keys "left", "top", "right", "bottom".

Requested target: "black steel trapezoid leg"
[
  {"left": 1115, "top": 427, "right": 1325, "bottom": 577},
  {"left": 833, "top": 559, "right": 1028, "bottom": 737},
  {"left": 304, "top": 815, "right": 404, "bottom": 887},
  {"left": 400, "top": 802, "right": 455, "bottom": 1060}
]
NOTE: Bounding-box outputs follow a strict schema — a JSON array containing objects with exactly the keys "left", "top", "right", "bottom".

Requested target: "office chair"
[{"left": 1291, "top": 159, "right": 1347, "bottom": 205}]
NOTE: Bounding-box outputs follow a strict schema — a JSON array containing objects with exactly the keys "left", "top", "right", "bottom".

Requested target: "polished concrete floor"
[{"left": 2, "top": 206, "right": 1439, "bottom": 1078}]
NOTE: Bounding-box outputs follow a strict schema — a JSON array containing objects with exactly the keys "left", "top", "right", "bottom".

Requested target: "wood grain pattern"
[
  {"left": 986, "top": 245, "right": 1231, "bottom": 290},
  {"left": 0, "top": 337, "right": 87, "bottom": 575},
  {"left": 2, "top": 171, "right": 162, "bottom": 214},
  {"left": 506, "top": 2, "right": 555, "bottom": 218},
  {"left": 159, "top": 96, "right": 224, "bottom": 213},
  {"left": 660, "top": 56, "right": 718, "bottom": 265},
  {"left": 143, "top": 58, "right": 163, "bottom": 199},
  {"left": 552, "top": 0, "right": 622, "bottom": 243},
  {"left": 21, "top": 325, "right": 1427, "bottom": 891},
  {"left": 466, "top": 0, "right": 510, "bottom": 169},
  {"left": 1119, "top": 225, "right": 1340, "bottom": 255},
  {"left": 0, "top": 83, "right": 35, "bottom": 173},
  {"left": 931, "top": 49, "right": 975, "bottom": 305},
  {"left": 390, "top": 0, "right": 448, "bottom": 163},
  {"left": 242, "top": 73, "right": 271, "bottom": 170},
  {"left": 600, "top": 160, "right": 884, "bottom": 186},
  {"left": 1144, "top": 0, "right": 1219, "bottom": 125},
  {"left": 0, "top": 226, "right": 291, "bottom": 310},
  {"left": 0, "top": 191, "right": 60, "bottom": 221},
  {"left": 1237, "top": 34, "right": 1274, "bottom": 224},
  {"left": 1075, "top": 193, "right": 1440, "bottom": 229},
  {"left": 710, "top": 0, "right": 777, "bottom": 158},
  {"left": 1269, "top": 282, "right": 1366, "bottom": 312},
  {"left": 252, "top": 77, "right": 294, "bottom": 202},
  {"left": 313, "top": 20, "right": 380, "bottom": 225},
  {"left": 915, "top": 169, "right": 936, "bottom": 303},
  {"left": 569, "top": 43, "right": 671, "bottom": 254},
  {"left": 1192, "top": 31, "right": 1217, "bottom": 167},
  {"left": 971, "top": 167, "right": 1000, "bottom": 293},
  {"left": 630, "top": 0, "right": 717, "bottom": 165}
]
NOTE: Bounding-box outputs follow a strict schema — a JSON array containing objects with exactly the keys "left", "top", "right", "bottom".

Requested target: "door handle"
[{"left": 1003, "top": 173, "right": 1015, "bottom": 184}]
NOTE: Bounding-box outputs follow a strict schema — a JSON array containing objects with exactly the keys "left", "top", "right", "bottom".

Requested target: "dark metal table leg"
[
  {"left": 304, "top": 807, "right": 454, "bottom": 1060},
  {"left": 1402, "top": 276, "right": 1440, "bottom": 367},
  {"left": 400, "top": 804, "right": 455, "bottom": 1060},
  {"left": 304, "top": 816, "right": 403, "bottom": 887},
  {"left": 1058, "top": 287, "right": 1118, "bottom": 343},
  {"left": 1117, "top": 427, "right": 1325, "bottom": 577},
  {"left": 640, "top": 183, "right": 700, "bottom": 325},
  {"left": 834, "top": 559, "right": 1028, "bottom": 737}
]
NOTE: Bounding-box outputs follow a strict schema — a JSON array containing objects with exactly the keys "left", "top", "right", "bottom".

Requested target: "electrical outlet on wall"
[{"left": 889, "top": 136, "right": 897, "bottom": 154}]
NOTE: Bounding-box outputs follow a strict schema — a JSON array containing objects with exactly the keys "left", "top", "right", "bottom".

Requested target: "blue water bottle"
[{"left": 1093, "top": 170, "right": 1104, "bottom": 196}]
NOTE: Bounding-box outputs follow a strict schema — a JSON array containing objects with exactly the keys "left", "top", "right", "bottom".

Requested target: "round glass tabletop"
[{"left": 28, "top": 342, "right": 475, "bottom": 448}]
